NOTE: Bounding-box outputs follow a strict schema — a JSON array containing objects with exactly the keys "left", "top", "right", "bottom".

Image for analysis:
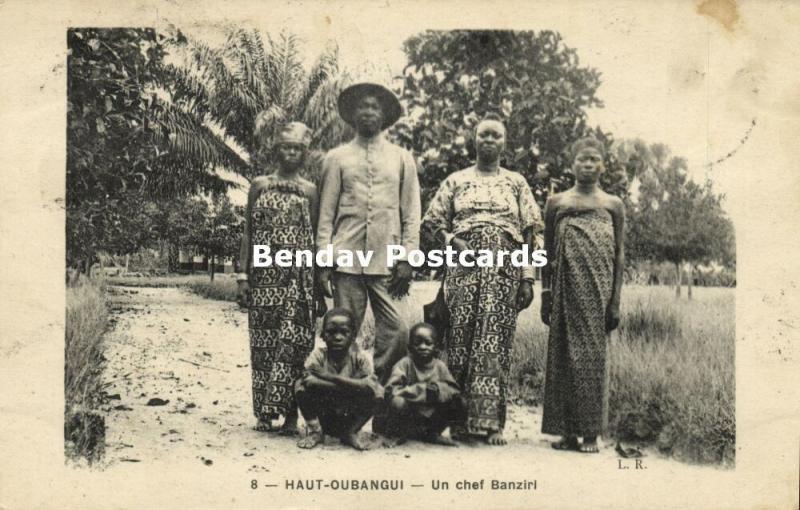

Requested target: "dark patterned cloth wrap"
[
  {"left": 442, "top": 225, "right": 521, "bottom": 434},
  {"left": 248, "top": 179, "right": 315, "bottom": 420},
  {"left": 542, "top": 208, "right": 615, "bottom": 437}
]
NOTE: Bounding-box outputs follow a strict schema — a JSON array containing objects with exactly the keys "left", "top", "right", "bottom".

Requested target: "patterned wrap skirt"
[
  {"left": 443, "top": 225, "right": 521, "bottom": 434},
  {"left": 542, "top": 208, "right": 615, "bottom": 437},
  {"left": 248, "top": 181, "right": 315, "bottom": 420}
]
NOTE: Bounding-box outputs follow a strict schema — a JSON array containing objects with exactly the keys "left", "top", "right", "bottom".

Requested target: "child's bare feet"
[
  {"left": 381, "top": 436, "right": 407, "bottom": 448},
  {"left": 297, "top": 431, "right": 324, "bottom": 449},
  {"left": 486, "top": 431, "right": 507, "bottom": 445},
  {"left": 424, "top": 434, "right": 458, "bottom": 447},
  {"left": 341, "top": 432, "right": 370, "bottom": 451}
]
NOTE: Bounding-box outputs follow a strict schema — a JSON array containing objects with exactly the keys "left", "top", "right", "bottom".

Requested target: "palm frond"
[
  {"left": 182, "top": 37, "right": 261, "bottom": 151},
  {"left": 158, "top": 63, "right": 212, "bottom": 117},
  {"left": 303, "top": 72, "right": 351, "bottom": 149},
  {"left": 295, "top": 41, "right": 340, "bottom": 118},
  {"left": 222, "top": 28, "right": 270, "bottom": 109},
  {"left": 265, "top": 31, "right": 305, "bottom": 111},
  {"left": 152, "top": 100, "right": 249, "bottom": 173}
]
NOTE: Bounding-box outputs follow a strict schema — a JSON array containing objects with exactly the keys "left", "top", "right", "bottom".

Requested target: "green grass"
[
  {"left": 183, "top": 278, "right": 735, "bottom": 465},
  {"left": 105, "top": 273, "right": 215, "bottom": 287},
  {"left": 106, "top": 273, "right": 241, "bottom": 301},
  {"left": 608, "top": 287, "right": 735, "bottom": 465},
  {"left": 186, "top": 277, "right": 239, "bottom": 301},
  {"left": 65, "top": 276, "right": 109, "bottom": 463}
]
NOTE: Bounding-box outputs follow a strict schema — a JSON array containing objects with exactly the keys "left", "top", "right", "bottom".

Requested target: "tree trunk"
[
  {"left": 210, "top": 255, "right": 215, "bottom": 281},
  {"left": 675, "top": 261, "right": 681, "bottom": 298},
  {"left": 688, "top": 264, "right": 693, "bottom": 300},
  {"left": 124, "top": 254, "right": 130, "bottom": 275}
]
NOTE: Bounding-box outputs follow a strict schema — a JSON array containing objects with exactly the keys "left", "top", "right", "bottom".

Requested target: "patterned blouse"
[{"left": 423, "top": 166, "right": 543, "bottom": 246}]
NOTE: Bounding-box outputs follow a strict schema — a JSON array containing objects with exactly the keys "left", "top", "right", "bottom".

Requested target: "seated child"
[
  {"left": 383, "top": 323, "right": 465, "bottom": 447},
  {"left": 295, "top": 307, "right": 383, "bottom": 451}
]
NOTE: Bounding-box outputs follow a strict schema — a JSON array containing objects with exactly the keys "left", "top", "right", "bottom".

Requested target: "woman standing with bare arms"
[
  {"left": 236, "top": 122, "right": 320, "bottom": 435},
  {"left": 540, "top": 137, "right": 625, "bottom": 453}
]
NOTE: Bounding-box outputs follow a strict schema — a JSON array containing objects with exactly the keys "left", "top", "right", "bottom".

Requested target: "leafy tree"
[
  {"left": 67, "top": 28, "right": 243, "bottom": 272},
  {"left": 626, "top": 145, "right": 735, "bottom": 297},
  {"left": 167, "top": 28, "right": 351, "bottom": 182},
  {"left": 146, "top": 195, "right": 208, "bottom": 272},
  {"left": 185, "top": 195, "right": 243, "bottom": 280},
  {"left": 398, "top": 30, "right": 629, "bottom": 209}
]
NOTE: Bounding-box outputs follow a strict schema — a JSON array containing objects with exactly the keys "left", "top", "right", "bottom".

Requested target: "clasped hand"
[{"left": 452, "top": 236, "right": 533, "bottom": 311}]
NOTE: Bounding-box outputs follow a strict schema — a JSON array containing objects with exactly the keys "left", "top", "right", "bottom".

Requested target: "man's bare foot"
[
  {"left": 382, "top": 436, "right": 407, "bottom": 448},
  {"left": 424, "top": 434, "right": 459, "bottom": 447},
  {"left": 551, "top": 436, "right": 580, "bottom": 451},
  {"left": 279, "top": 423, "right": 299, "bottom": 436},
  {"left": 341, "top": 432, "right": 370, "bottom": 451},
  {"left": 486, "top": 431, "right": 507, "bottom": 445},
  {"left": 297, "top": 430, "right": 324, "bottom": 449},
  {"left": 580, "top": 438, "right": 599, "bottom": 453},
  {"left": 278, "top": 413, "right": 299, "bottom": 436}
]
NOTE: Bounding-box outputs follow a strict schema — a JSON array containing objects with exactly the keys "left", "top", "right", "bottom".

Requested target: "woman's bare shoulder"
[
  {"left": 598, "top": 190, "right": 624, "bottom": 212},
  {"left": 249, "top": 175, "right": 272, "bottom": 193},
  {"left": 298, "top": 177, "right": 317, "bottom": 197},
  {"left": 546, "top": 189, "right": 570, "bottom": 209}
]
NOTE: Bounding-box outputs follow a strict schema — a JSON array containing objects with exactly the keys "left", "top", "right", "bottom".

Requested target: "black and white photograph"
[{"left": 1, "top": 1, "right": 799, "bottom": 509}]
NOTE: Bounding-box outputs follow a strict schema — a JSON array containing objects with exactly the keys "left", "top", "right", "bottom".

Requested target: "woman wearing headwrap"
[
  {"left": 421, "top": 114, "right": 543, "bottom": 445},
  {"left": 540, "top": 137, "right": 625, "bottom": 453},
  {"left": 236, "top": 121, "right": 320, "bottom": 435}
]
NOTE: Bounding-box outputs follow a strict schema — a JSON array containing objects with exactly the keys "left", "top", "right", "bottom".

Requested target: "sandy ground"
[{"left": 93, "top": 286, "right": 737, "bottom": 509}]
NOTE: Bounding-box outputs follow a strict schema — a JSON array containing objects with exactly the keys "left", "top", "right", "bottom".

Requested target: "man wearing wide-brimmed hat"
[{"left": 316, "top": 82, "right": 421, "bottom": 422}]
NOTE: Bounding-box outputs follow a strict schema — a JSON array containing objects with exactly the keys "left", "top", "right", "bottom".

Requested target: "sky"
[{"left": 182, "top": 0, "right": 794, "bottom": 212}]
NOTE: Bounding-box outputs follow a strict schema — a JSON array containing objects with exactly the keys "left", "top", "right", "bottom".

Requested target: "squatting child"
[
  {"left": 383, "top": 322, "right": 465, "bottom": 447},
  {"left": 295, "top": 308, "right": 383, "bottom": 451}
]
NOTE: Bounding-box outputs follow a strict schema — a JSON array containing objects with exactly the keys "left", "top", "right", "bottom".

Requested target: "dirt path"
[{"left": 98, "top": 286, "right": 734, "bottom": 508}]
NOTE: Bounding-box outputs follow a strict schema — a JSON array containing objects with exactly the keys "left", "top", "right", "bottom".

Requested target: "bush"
[
  {"left": 618, "top": 296, "right": 682, "bottom": 344},
  {"left": 606, "top": 287, "right": 735, "bottom": 464},
  {"left": 186, "top": 276, "right": 239, "bottom": 301},
  {"left": 65, "top": 277, "right": 108, "bottom": 463}
]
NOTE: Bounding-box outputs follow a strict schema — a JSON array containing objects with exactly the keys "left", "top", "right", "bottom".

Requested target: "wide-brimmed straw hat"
[{"left": 337, "top": 82, "right": 403, "bottom": 131}]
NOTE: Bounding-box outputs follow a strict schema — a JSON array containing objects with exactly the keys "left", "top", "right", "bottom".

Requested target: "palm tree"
[{"left": 163, "top": 28, "right": 351, "bottom": 182}]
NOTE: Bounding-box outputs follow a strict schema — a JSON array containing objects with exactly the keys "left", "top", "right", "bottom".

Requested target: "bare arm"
[
  {"left": 516, "top": 175, "right": 543, "bottom": 282},
  {"left": 609, "top": 197, "right": 626, "bottom": 309},
  {"left": 306, "top": 181, "right": 320, "bottom": 238},
  {"left": 310, "top": 369, "right": 378, "bottom": 397},
  {"left": 238, "top": 179, "right": 263, "bottom": 276},
  {"left": 302, "top": 374, "right": 338, "bottom": 391},
  {"left": 540, "top": 196, "right": 558, "bottom": 291},
  {"left": 521, "top": 226, "right": 535, "bottom": 282}
]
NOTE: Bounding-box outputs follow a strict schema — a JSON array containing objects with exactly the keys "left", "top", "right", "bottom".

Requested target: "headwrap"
[
  {"left": 570, "top": 137, "right": 606, "bottom": 160},
  {"left": 276, "top": 121, "right": 313, "bottom": 147}
]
